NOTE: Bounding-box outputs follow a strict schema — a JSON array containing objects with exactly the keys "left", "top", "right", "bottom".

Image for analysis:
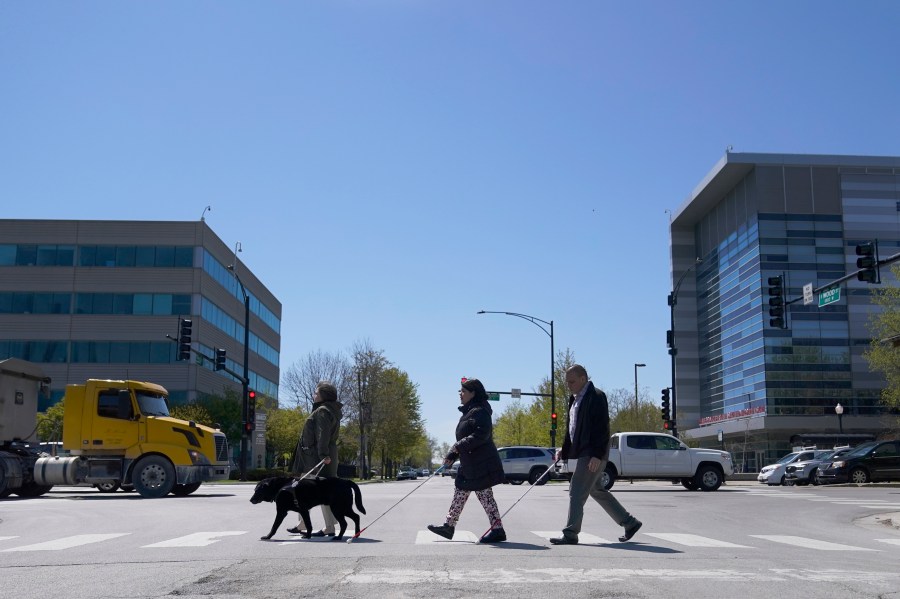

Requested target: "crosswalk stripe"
[
  {"left": 875, "top": 539, "right": 900, "bottom": 546},
  {"left": 0, "top": 536, "right": 18, "bottom": 542},
  {"left": 2, "top": 533, "right": 129, "bottom": 552},
  {"left": 750, "top": 535, "right": 877, "bottom": 551},
  {"left": 416, "top": 530, "right": 480, "bottom": 544},
  {"left": 531, "top": 531, "right": 613, "bottom": 544},
  {"left": 645, "top": 533, "right": 752, "bottom": 548},
  {"left": 142, "top": 531, "right": 246, "bottom": 548}
]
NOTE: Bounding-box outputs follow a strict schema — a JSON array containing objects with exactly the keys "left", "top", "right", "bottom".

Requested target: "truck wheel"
[
  {"left": 694, "top": 465, "right": 723, "bottom": 491},
  {"left": 132, "top": 456, "right": 176, "bottom": 498},
  {"left": 528, "top": 467, "right": 548, "bottom": 486},
  {"left": 13, "top": 482, "right": 53, "bottom": 498},
  {"left": 601, "top": 466, "right": 616, "bottom": 491},
  {"left": 681, "top": 478, "right": 698, "bottom": 491},
  {"left": 171, "top": 482, "right": 202, "bottom": 496},
  {"left": 94, "top": 481, "right": 120, "bottom": 493}
]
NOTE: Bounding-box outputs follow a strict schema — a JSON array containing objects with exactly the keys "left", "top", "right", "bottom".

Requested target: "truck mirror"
[{"left": 118, "top": 390, "right": 135, "bottom": 419}]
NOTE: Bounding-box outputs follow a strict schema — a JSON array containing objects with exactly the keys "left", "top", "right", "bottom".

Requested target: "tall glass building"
[
  {"left": 0, "top": 219, "right": 281, "bottom": 411},
  {"left": 671, "top": 153, "right": 899, "bottom": 469}
]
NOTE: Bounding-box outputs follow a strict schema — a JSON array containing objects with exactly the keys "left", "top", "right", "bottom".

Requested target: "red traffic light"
[
  {"left": 248, "top": 390, "right": 256, "bottom": 400},
  {"left": 663, "top": 421, "right": 671, "bottom": 430},
  {"left": 551, "top": 413, "right": 557, "bottom": 419}
]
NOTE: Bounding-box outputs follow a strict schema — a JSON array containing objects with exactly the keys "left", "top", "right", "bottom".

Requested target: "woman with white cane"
[
  {"left": 288, "top": 381, "right": 342, "bottom": 537},
  {"left": 427, "top": 378, "right": 507, "bottom": 543}
]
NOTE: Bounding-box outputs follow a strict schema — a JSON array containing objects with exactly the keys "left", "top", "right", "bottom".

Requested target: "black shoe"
[
  {"left": 311, "top": 530, "right": 335, "bottom": 538},
  {"left": 287, "top": 526, "right": 305, "bottom": 534},
  {"left": 618, "top": 520, "right": 642, "bottom": 543},
  {"left": 549, "top": 535, "right": 578, "bottom": 545},
  {"left": 480, "top": 528, "right": 506, "bottom": 543},
  {"left": 427, "top": 523, "right": 455, "bottom": 540}
]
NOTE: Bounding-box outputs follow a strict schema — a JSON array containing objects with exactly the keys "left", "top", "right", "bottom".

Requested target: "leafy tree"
[
  {"left": 265, "top": 406, "right": 308, "bottom": 470},
  {"left": 169, "top": 403, "right": 214, "bottom": 427},
  {"left": 864, "top": 262, "right": 900, "bottom": 415},
  {"left": 37, "top": 399, "right": 65, "bottom": 441}
]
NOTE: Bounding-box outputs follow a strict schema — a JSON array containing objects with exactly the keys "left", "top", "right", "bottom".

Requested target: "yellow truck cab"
[{"left": 36, "top": 379, "right": 230, "bottom": 498}]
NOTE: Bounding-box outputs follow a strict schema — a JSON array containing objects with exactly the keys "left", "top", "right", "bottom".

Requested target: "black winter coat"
[
  {"left": 560, "top": 381, "right": 611, "bottom": 461},
  {"left": 446, "top": 399, "right": 505, "bottom": 491}
]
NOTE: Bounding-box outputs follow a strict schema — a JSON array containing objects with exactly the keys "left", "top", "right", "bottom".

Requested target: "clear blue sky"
[{"left": 3, "top": 2, "right": 900, "bottom": 446}]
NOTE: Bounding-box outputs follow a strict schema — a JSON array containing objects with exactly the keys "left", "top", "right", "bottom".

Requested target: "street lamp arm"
[
  {"left": 477, "top": 310, "right": 552, "bottom": 337},
  {"left": 672, "top": 257, "right": 703, "bottom": 301}
]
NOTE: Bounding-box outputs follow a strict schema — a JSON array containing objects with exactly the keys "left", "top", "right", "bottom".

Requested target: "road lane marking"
[
  {"left": 531, "top": 531, "right": 613, "bottom": 544},
  {"left": 645, "top": 533, "right": 752, "bottom": 548},
  {"left": 415, "top": 530, "right": 480, "bottom": 544},
  {"left": 142, "top": 531, "right": 247, "bottom": 548},
  {"left": 875, "top": 539, "right": 900, "bottom": 546},
  {"left": 341, "top": 567, "right": 900, "bottom": 584},
  {"left": 751, "top": 535, "right": 877, "bottom": 551},
  {"left": 2, "top": 533, "right": 129, "bottom": 552},
  {"left": 0, "top": 536, "right": 19, "bottom": 543}
]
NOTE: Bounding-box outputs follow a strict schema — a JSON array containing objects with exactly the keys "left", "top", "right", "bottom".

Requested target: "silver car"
[
  {"left": 497, "top": 446, "right": 557, "bottom": 486},
  {"left": 785, "top": 447, "right": 852, "bottom": 486}
]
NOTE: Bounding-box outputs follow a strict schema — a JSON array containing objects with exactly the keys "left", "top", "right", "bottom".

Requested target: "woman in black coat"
[{"left": 428, "top": 378, "right": 506, "bottom": 543}]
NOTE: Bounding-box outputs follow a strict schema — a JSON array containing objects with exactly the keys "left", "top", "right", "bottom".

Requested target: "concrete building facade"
[{"left": 0, "top": 219, "right": 281, "bottom": 414}]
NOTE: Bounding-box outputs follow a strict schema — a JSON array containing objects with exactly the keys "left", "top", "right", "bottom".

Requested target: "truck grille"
[{"left": 214, "top": 434, "right": 229, "bottom": 463}]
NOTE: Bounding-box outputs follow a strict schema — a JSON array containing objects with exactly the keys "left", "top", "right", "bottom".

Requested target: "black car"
[{"left": 817, "top": 440, "right": 900, "bottom": 484}]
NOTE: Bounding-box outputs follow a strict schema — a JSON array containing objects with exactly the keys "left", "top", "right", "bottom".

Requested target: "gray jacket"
[{"left": 291, "top": 400, "right": 343, "bottom": 478}]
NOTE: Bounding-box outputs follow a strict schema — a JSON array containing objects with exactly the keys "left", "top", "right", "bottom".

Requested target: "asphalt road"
[{"left": 2, "top": 477, "right": 899, "bottom": 599}]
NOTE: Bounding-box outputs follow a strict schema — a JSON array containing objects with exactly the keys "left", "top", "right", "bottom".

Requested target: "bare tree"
[{"left": 281, "top": 349, "right": 353, "bottom": 412}]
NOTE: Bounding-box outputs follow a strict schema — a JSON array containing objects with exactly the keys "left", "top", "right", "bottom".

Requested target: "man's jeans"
[{"left": 563, "top": 456, "right": 637, "bottom": 538}]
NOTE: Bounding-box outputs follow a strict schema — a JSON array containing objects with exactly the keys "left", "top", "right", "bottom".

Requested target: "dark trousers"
[{"left": 563, "top": 456, "right": 637, "bottom": 539}]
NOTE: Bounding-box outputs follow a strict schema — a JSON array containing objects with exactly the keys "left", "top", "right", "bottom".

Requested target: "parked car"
[
  {"left": 448, "top": 461, "right": 460, "bottom": 478},
  {"left": 420, "top": 468, "right": 430, "bottom": 477},
  {"left": 757, "top": 448, "right": 821, "bottom": 486},
  {"left": 497, "top": 446, "right": 557, "bottom": 486},
  {"left": 396, "top": 466, "right": 418, "bottom": 481},
  {"left": 817, "top": 440, "right": 900, "bottom": 484},
  {"left": 784, "top": 447, "right": 852, "bottom": 486}
]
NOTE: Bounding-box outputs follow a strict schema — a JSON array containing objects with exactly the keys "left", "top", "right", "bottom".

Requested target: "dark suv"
[{"left": 817, "top": 440, "right": 900, "bottom": 484}]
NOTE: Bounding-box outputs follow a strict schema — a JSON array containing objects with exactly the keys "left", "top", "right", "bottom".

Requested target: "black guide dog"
[{"left": 250, "top": 476, "right": 366, "bottom": 541}]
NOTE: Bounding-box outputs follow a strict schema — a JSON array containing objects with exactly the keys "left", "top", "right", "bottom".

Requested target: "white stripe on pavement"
[
  {"left": 416, "top": 530, "right": 480, "bottom": 544},
  {"left": 531, "top": 531, "right": 613, "bottom": 544},
  {"left": 750, "top": 535, "right": 877, "bottom": 551},
  {"left": 0, "top": 536, "right": 18, "bottom": 542},
  {"left": 645, "top": 533, "right": 752, "bottom": 548},
  {"left": 343, "top": 567, "right": 900, "bottom": 584},
  {"left": 2, "top": 533, "right": 129, "bottom": 552},
  {"left": 875, "top": 538, "right": 900, "bottom": 546},
  {"left": 142, "top": 531, "right": 247, "bottom": 548}
]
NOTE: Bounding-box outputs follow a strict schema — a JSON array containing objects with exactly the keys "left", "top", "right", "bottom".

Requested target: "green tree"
[
  {"left": 37, "top": 399, "right": 65, "bottom": 441},
  {"left": 265, "top": 406, "right": 308, "bottom": 470},
  {"left": 864, "top": 262, "right": 900, "bottom": 414},
  {"left": 169, "top": 403, "right": 214, "bottom": 427}
]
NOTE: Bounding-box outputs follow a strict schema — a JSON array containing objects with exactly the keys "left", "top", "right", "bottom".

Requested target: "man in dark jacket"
[{"left": 550, "top": 364, "right": 641, "bottom": 545}]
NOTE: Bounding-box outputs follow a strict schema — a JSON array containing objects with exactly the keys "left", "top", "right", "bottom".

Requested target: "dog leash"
[
  {"left": 477, "top": 458, "right": 560, "bottom": 541},
  {"left": 290, "top": 459, "right": 327, "bottom": 511},
  {"left": 346, "top": 463, "right": 446, "bottom": 544}
]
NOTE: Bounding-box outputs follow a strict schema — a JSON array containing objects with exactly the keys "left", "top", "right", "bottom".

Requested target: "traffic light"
[
  {"left": 663, "top": 420, "right": 673, "bottom": 431},
  {"left": 856, "top": 241, "right": 880, "bottom": 284},
  {"left": 661, "top": 388, "right": 670, "bottom": 421},
  {"left": 551, "top": 411, "right": 558, "bottom": 431},
  {"left": 215, "top": 348, "right": 226, "bottom": 371},
  {"left": 177, "top": 318, "right": 192, "bottom": 361},
  {"left": 767, "top": 275, "right": 786, "bottom": 329},
  {"left": 246, "top": 390, "right": 257, "bottom": 431}
]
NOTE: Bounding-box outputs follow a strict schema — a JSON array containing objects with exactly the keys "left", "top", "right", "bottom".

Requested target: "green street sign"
[
  {"left": 488, "top": 393, "right": 500, "bottom": 401},
  {"left": 818, "top": 286, "right": 841, "bottom": 307}
]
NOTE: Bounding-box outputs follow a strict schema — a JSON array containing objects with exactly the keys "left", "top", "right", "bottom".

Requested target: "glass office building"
[
  {"left": 671, "top": 153, "right": 899, "bottom": 469},
  {"left": 0, "top": 219, "right": 281, "bottom": 410}
]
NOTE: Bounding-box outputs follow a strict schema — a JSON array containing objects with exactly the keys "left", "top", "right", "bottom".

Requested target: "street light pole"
[
  {"left": 477, "top": 311, "right": 556, "bottom": 447},
  {"left": 227, "top": 262, "right": 251, "bottom": 482},
  {"left": 633, "top": 363, "right": 645, "bottom": 414},
  {"left": 668, "top": 257, "right": 702, "bottom": 438}
]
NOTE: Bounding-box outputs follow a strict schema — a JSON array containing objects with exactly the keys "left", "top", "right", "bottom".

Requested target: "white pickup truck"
[{"left": 560, "top": 432, "right": 734, "bottom": 491}]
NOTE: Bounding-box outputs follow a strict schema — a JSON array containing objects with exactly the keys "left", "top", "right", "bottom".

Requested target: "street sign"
[
  {"left": 803, "top": 283, "right": 813, "bottom": 305},
  {"left": 510, "top": 388, "right": 521, "bottom": 399},
  {"left": 488, "top": 393, "right": 500, "bottom": 401},
  {"left": 818, "top": 286, "right": 841, "bottom": 307}
]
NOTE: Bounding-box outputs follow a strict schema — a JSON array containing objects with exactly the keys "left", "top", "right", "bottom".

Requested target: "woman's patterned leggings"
[{"left": 445, "top": 487, "right": 503, "bottom": 529}]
